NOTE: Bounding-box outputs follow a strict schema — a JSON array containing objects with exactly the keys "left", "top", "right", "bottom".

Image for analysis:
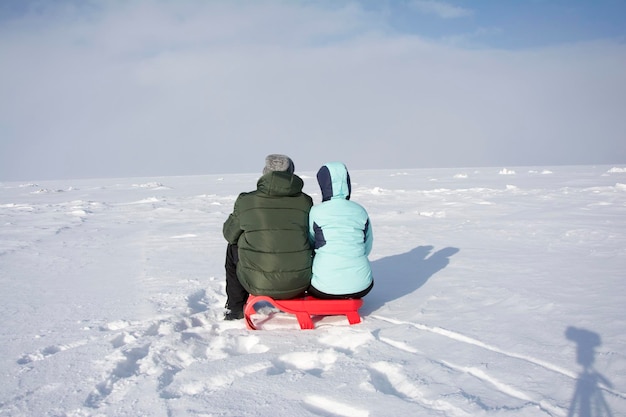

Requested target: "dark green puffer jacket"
[{"left": 223, "top": 171, "right": 313, "bottom": 299}]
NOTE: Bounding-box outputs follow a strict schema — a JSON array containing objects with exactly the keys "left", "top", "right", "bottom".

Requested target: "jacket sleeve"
[
  {"left": 223, "top": 197, "right": 244, "bottom": 244},
  {"left": 364, "top": 217, "right": 373, "bottom": 256},
  {"left": 308, "top": 209, "right": 316, "bottom": 247}
]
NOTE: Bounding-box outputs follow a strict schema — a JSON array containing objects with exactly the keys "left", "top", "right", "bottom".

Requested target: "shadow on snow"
[
  {"left": 364, "top": 245, "right": 459, "bottom": 314},
  {"left": 565, "top": 326, "right": 614, "bottom": 417}
]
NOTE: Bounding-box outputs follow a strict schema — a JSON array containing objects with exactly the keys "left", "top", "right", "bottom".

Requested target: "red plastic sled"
[{"left": 244, "top": 295, "right": 364, "bottom": 330}]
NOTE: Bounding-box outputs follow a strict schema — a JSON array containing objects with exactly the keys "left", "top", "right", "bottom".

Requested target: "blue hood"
[{"left": 317, "top": 162, "right": 351, "bottom": 202}]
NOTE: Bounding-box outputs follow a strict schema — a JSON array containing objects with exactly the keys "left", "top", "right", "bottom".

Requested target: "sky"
[{"left": 1, "top": 0, "right": 625, "bottom": 181}]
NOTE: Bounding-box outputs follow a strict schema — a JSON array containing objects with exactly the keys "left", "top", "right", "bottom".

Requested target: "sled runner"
[{"left": 244, "top": 295, "right": 364, "bottom": 330}]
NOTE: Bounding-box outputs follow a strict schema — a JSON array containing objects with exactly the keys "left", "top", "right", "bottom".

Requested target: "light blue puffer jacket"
[{"left": 308, "top": 162, "right": 373, "bottom": 295}]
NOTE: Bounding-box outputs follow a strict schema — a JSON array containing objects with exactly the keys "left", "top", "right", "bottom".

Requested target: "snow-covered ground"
[{"left": 1, "top": 165, "right": 625, "bottom": 417}]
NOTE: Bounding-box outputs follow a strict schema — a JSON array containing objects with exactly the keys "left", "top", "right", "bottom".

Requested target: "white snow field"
[{"left": 1, "top": 165, "right": 625, "bottom": 417}]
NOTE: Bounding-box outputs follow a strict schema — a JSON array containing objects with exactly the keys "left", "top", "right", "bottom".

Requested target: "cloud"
[
  {"left": 0, "top": 1, "right": 625, "bottom": 181},
  {"left": 408, "top": 0, "right": 473, "bottom": 19}
]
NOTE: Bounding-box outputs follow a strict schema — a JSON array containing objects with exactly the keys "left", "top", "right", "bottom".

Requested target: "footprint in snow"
[
  {"left": 186, "top": 288, "right": 208, "bottom": 314},
  {"left": 274, "top": 349, "right": 338, "bottom": 377},
  {"left": 368, "top": 361, "right": 471, "bottom": 417},
  {"left": 205, "top": 333, "right": 269, "bottom": 360},
  {"left": 84, "top": 344, "right": 151, "bottom": 408},
  {"left": 110, "top": 332, "right": 137, "bottom": 348},
  {"left": 302, "top": 395, "right": 370, "bottom": 417},
  {"left": 317, "top": 327, "right": 374, "bottom": 353},
  {"left": 165, "top": 361, "right": 273, "bottom": 398},
  {"left": 17, "top": 340, "right": 87, "bottom": 365},
  {"left": 99, "top": 319, "right": 131, "bottom": 331}
]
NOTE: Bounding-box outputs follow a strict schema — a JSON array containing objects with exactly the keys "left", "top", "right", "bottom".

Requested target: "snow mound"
[
  {"left": 132, "top": 182, "right": 171, "bottom": 190},
  {"left": 498, "top": 168, "right": 516, "bottom": 175}
]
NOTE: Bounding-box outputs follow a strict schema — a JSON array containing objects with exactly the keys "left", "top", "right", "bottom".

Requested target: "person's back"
[
  {"left": 222, "top": 155, "right": 313, "bottom": 320},
  {"left": 224, "top": 171, "right": 313, "bottom": 298},
  {"left": 308, "top": 162, "right": 373, "bottom": 298}
]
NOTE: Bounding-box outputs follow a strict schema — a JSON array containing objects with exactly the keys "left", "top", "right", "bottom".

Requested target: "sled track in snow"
[
  {"left": 371, "top": 314, "right": 626, "bottom": 401},
  {"left": 371, "top": 315, "right": 575, "bottom": 378}
]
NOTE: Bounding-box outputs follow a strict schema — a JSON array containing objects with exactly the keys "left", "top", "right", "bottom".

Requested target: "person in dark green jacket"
[{"left": 222, "top": 154, "right": 313, "bottom": 320}]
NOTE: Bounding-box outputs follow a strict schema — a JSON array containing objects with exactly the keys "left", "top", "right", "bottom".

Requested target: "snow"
[{"left": 1, "top": 165, "right": 625, "bottom": 417}]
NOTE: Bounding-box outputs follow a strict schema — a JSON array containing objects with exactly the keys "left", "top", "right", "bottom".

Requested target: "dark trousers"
[
  {"left": 307, "top": 280, "right": 374, "bottom": 300},
  {"left": 225, "top": 243, "right": 248, "bottom": 312}
]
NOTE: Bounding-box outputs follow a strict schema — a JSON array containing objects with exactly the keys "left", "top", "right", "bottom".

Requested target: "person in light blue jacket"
[{"left": 308, "top": 162, "right": 374, "bottom": 299}]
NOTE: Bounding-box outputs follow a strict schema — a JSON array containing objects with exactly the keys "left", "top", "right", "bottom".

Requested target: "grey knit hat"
[{"left": 263, "top": 154, "right": 295, "bottom": 175}]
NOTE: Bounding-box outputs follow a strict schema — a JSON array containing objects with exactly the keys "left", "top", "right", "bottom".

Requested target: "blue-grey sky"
[{"left": 1, "top": 0, "right": 625, "bottom": 181}]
